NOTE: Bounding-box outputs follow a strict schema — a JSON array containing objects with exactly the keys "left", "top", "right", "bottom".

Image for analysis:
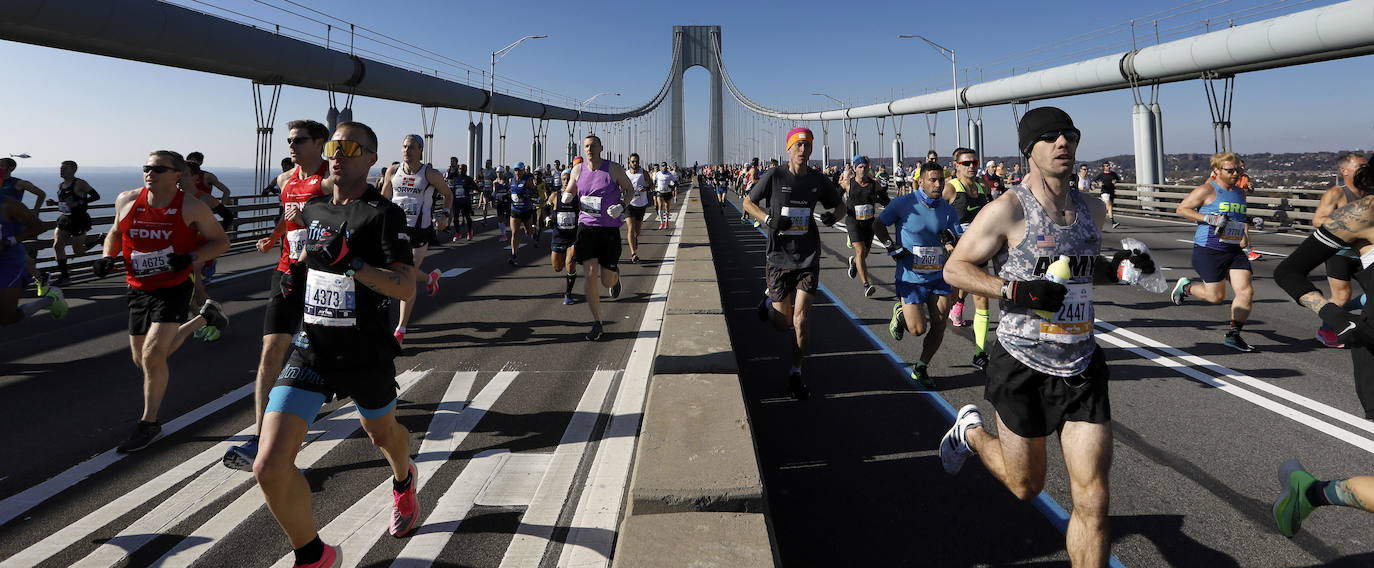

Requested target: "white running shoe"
[{"left": 939, "top": 404, "right": 983, "bottom": 475}]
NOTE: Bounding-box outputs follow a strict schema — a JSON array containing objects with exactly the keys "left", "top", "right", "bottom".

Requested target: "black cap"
[{"left": 1018, "top": 106, "right": 1077, "bottom": 156}]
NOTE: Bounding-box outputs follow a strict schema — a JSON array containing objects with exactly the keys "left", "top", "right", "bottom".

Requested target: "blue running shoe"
[{"left": 223, "top": 436, "right": 259, "bottom": 471}]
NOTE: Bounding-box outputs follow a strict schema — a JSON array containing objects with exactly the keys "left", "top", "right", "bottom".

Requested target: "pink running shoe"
[
  {"left": 293, "top": 543, "right": 340, "bottom": 567},
  {"left": 1317, "top": 327, "right": 1346, "bottom": 349},
  {"left": 393, "top": 330, "right": 405, "bottom": 346},
  {"left": 389, "top": 460, "right": 421, "bottom": 537},
  {"left": 949, "top": 302, "right": 968, "bottom": 327},
  {"left": 425, "top": 269, "right": 441, "bottom": 296},
  {"left": 466, "top": 231, "right": 473, "bottom": 241}
]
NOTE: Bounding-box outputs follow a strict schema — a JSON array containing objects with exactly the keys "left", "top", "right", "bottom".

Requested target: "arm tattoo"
[
  {"left": 1325, "top": 197, "right": 1374, "bottom": 237},
  {"left": 1299, "top": 291, "right": 1330, "bottom": 314}
]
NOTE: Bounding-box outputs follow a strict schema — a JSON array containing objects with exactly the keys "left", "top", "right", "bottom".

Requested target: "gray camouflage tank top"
[{"left": 995, "top": 183, "right": 1101, "bottom": 377}]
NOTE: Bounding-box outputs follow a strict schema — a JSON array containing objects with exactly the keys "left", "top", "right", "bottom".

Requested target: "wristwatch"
[
  {"left": 1000, "top": 282, "right": 1011, "bottom": 300},
  {"left": 345, "top": 257, "right": 365, "bottom": 277}
]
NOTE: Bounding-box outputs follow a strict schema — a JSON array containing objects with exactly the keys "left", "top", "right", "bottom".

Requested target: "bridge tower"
[{"left": 669, "top": 26, "right": 726, "bottom": 166}]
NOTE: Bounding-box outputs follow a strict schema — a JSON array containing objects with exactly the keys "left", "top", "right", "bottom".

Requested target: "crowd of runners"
[{"left": 6, "top": 105, "right": 1374, "bottom": 566}]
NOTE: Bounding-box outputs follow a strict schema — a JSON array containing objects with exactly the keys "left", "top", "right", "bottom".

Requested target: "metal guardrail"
[{"left": 1111, "top": 182, "right": 1325, "bottom": 231}]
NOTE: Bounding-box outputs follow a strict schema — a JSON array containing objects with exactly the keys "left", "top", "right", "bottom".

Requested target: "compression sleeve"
[{"left": 1274, "top": 226, "right": 1349, "bottom": 303}]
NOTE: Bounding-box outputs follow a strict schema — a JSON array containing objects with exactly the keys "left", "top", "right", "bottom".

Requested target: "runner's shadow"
[{"left": 1111, "top": 514, "right": 1241, "bottom": 567}]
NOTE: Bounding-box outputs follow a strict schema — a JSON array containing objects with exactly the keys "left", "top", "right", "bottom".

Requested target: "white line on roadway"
[{"left": 390, "top": 450, "right": 507, "bottom": 567}]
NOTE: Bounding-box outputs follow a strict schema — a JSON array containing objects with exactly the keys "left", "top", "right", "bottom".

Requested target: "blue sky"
[{"left": 3, "top": 0, "right": 1371, "bottom": 175}]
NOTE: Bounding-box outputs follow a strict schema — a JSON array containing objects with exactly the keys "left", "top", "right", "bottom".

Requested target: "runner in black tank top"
[{"left": 1311, "top": 152, "right": 1370, "bottom": 348}]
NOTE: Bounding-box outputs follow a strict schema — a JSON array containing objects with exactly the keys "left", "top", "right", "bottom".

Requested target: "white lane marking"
[
  {"left": 475, "top": 453, "right": 553, "bottom": 507},
  {"left": 440, "top": 268, "right": 471, "bottom": 278},
  {"left": 1099, "top": 321, "right": 1374, "bottom": 437},
  {"left": 556, "top": 195, "right": 690, "bottom": 567},
  {"left": 0, "top": 381, "right": 253, "bottom": 530},
  {"left": 389, "top": 450, "right": 506, "bottom": 567},
  {"left": 498, "top": 369, "right": 616, "bottom": 567},
  {"left": 151, "top": 369, "right": 446, "bottom": 567},
  {"left": 1094, "top": 327, "right": 1374, "bottom": 454},
  {"left": 3, "top": 369, "right": 430, "bottom": 568},
  {"left": 272, "top": 371, "right": 517, "bottom": 568}
]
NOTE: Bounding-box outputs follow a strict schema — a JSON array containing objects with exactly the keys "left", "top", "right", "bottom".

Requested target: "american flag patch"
[{"left": 1036, "top": 234, "right": 1056, "bottom": 248}]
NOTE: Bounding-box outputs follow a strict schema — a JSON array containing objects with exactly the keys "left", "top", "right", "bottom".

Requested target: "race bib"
[
  {"left": 513, "top": 192, "right": 529, "bottom": 206},
  {"left": 779, "top": 206, "right": 811, "bottom": 237},
  {"left": 397, "top": 199, "right": 421, "bottom": 225},
  {"left": 303, "top": 269, "right": 356, "bottom": 327},
  {"left": 580, "top": 195, "right": 603, "bottom": 215},
  {"left": 450, "top": 184, "right": 466, "bottom": 199},
  {"left": 631, "top": 191, "right": 649, "bottom": 208},
  {"left": 58, "top": 202, "right": 72, "bottom": 214},
  {"left": 1039, "top": 283, "right": 1093, "bottom": 344},
  {"left": 1220, "top": 220, "right": 1245, "bottom": 243},
  {"left": 910, "top": 246, "right": 945, "bottom": 273},
  {"left": 130, "top": 246, "right": 173, "bottom": 277},
  {"left": 286, "top": 229, "right": 307, "bottom": 259},
  {"left": 557, "top": 211, "right": 578, "bottom": 230},
  {"left": 854, "top": 204, "right": 875, "bottom": 221}
]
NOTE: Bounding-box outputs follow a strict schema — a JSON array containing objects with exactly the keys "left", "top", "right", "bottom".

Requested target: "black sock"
[
  {"left": 56, "top": 258, "right": 69, "bottom": 277},
  {"left": 1308, "top": 480, "right": 1333, "bottom": 507},
  {"left": 565, "top": 273, "right": 577, "bottom": 294},
  {"left": 294, "top": 536, "right": 324, "bottom": 565},
  {"left": 392, "top": 470, "right": 413, "bottom": 493},
  {"left": 1229, "top": 320, "right": 1244, "bottom": 333}
]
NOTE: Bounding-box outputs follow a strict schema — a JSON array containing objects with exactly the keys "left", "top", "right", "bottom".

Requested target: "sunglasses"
[
  {"left": 1220, "top": 167, "right": 1244, "bottom": 175},
  {"left": 956, "top": 160, "right": 977, "bottom": 167},
  {"left": 143, "top": 165, "right": 177, "bottom": 174},
  {"left": 324, "top": 139, "right": 376, "bottom": 157},
  {"left": 1036, "top": 129, "right": 1081, "bottom": 144},
  {"left": 286, "top": 136, "right": 316, "bottom": 146}
]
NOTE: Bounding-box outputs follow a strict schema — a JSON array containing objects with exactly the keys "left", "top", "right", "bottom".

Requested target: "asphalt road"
[
  {"left": 0, "top": 197, "right": 688, "bottom": 568},
  {"left": 704, "top": 187, "right": 1374, "bottom": 567}
]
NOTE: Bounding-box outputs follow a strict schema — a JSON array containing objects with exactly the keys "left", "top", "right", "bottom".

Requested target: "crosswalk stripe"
[
  {"left": 389, "top": 450, "right": 507, "bottom": 567},
  {"left": 0, "top": 369, "right": 430, "bottom": 568},
  {"left": 270, "top": 370, "right": 519, "bottom": 567},
  {"left": 498, "top": 368, "right": 616, "bottom": 567}
]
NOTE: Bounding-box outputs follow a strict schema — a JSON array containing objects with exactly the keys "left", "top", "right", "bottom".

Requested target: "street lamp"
[
  {"left": 899, "top": 34, "right": 961, "bottom": 148},
  {"left": 580, "top": 93, "right": 620, "bottom": 136},
  {"left": 813, "top": 93, "right": 846, "bottom": 165},
  {"left": 490, "top": 34, "right": 547, "bottom": 169}
]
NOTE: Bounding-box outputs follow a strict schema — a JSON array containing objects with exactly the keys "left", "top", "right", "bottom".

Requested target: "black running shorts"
[
  {"left": 262, "top": 270, "right": 302, "bottom": 336},
  {"left": 275, "top": 348, "right": 398, "bottom": 411},
  {"left": 403, "top": 226, "right": 437, "bottom": 248},
  {"left": 765, "top": 265, "right": 820, "bottom": 302},
  {"left": 57, "top": 213, "right": 92, "bottom": 235},
  {"left": 984, "top": 341, "right": 1111, "bottom": 438},
  {"left": 510, "top": 209, "right": 534, "bottom": 223},
  {"left": 127, "top": 278, "right": 194, "bottom": 335},
  {"left": 846, "top": 218, "right": 875, "bottom": 247},
  {"left": 572, "top": 225, "right": 620, "bottom": 269},
  {"left": 626, "top": 204, "right": 648, "bottom": 220},
  {"left": 1326, "top": 254, "right": 1361, "bottom": 282}
]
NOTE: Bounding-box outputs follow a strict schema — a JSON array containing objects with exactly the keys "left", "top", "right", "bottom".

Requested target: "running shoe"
[
  {"left": 1272, "top": 459, "right": 1318, "bottom": 538},
  {"left": 198, "top": 326, "right": 222, "bottom": 342},
  {"left": 34, "top": 274, "right": 49, "bottom": 297},
  {"left": 293, "top": 543, "right": 340, "bottom": 568},
  {"left": 1111, "top": 219, "right": 1121, "bottom": 229},
  {"left": 1170, "top": 277, "right": 1191, "bottom": 306},
  {"left": 888, "top": 302, "right": 905, "bottom": 341},
  {"left": 756, "top": 297, "right": 771, "bottom": 322},
  {"left": 499, "top": 234, "right": 509, "bottom": 243},
  {"left": 389, "top": 460, "right": 421, "bottom": 537},
  {"left": 1247, "top": 249, "right": 1262, "bottom": 261},
  {"left": 425, "top": 269, "right": 441, "bottom": 296},
  {"left": 1224, "top": 331, "right": 1256, "bottom": 352},
  {"left": 117, "top": 420, "right": 162, "bottom": 453},
  {"left": 939, "top": 405, "right": 982, "bottom": 475},
  {"left": 610, "top": 280, "right": 622, "bottom": 299},
  {"left": 1316, "top": 327, "right": 1346, "bottom": 349},
  {"left": 631, "top": 254, "right": 641, "bottom": 264},
  {"left": 788, "top": 371, "right": 810, "bottom": 401},
  {"left": 910, "top": 363, "right": 935, "bottom": 389},
  {"left": 847, "top": 256, "right": 857, "bottom": 279},
  {"left": 563, "top": 293, "right": 575, "bottom": 305},
  {"left": 846, "top": 240, "right": 853, "bottom": 249},
  {"left": 507, "top": 255, "right": 518, "bottom": 266},
  {"left": 43, "top": 285, "right": 69, "bottom": 320},
  {"left": 864, "top": 284, "right": 876, "bottom": 298},
  {"left": 466, "top": 231, "right": 473, "bottom": 241},
  {"left": 971, "top": 351, "right": 989, "bottom": 372},
  {"left": 223, "top": 435, "right": 259, "bottom": 471},
  {"left": 393, "top": 329, "right": 405, "bottom": 346},
  {"left": 752, "top": 220, "right": 761, "bottom": 229},
  {"left": 586, "top": 321, "right": 604, "bottom": 341},
  {"left": 949, "top": 302, "right": 968, "bottom": 327}
]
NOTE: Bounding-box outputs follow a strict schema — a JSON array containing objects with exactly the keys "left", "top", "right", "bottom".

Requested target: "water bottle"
[
  {"left": 1119, "top": 237, "right": 1168, "bottom": 293},
  {"left": 1035, "top": 255, "right": 1072, "bottom": 319}
]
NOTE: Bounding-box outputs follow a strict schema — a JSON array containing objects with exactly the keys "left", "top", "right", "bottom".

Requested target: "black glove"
[
  {"left": 168, "top": 252, "right": 197, "bottom": 272},
  {"left": 939, "top": 229, "right": 959, "bottom": 247},
  {"left": 765, "top": 214, "right": 792, "bottom": 232},
  {"left": 883, "top": 240, "right": 910, "bottom": 261},
  {"left": 1320, "top": 304, "right": 1374, "bottom": 347},
  {"left": 1005, "top": 279, "right": 1069, "bottom": 312},
  {"left": 819, "top": 211, "right": 837, "bottom": 227},
  {"left": 92, "top": 256, "right": 118, "bottom": 278},
  {"left": 1110, "top": 249, "right": 1156, "bottom": 276},
  {"left": 279, "top": 262, "right": 307, "bottom": 299},
  {"left": 307, "top": 224, "right": 349, "bottom": 265}
]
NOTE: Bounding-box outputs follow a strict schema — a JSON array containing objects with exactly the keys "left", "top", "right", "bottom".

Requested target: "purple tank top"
[{"left": 576, "top": 159, "right": 624, "bottom": 227}]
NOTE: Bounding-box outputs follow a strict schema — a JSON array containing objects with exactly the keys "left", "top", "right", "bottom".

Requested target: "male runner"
[
  {"left": 380, "top": 134, "right": 450, "bottom": 345},
  {"left": 2, "top": 191, "right": 67, "bottom": 325},
  {"left": 943, "top": 147, "right": 994, "bottom": 369},
  {"left": 653, "top": 161, "right": 678, "bottom": 230},
  {"left": 1169, "top": 152, "right": 1258, "bottom": 352},
  {"left": 508, "top": 161, "right": 538, "bottom": 262},
  {"left": 184, "top": 152, "right": 236, "bottom": 230},
  {"left": 253, "top": 122, "right": 421, "bottom": 567},
  {"left": 479, "top": 159, "right": 496, "bottom": 226},
  {"left": 842, "top": 155, "right": 889, "bottom": 297},
  {"left": 223, "top": 119, "right": 329, "bottom": 471},
  {"left": 1310, "top": 152, "right": 1369, "bottom": 347},
  {"left": 0, "top": 157, "right": 47, "bottom": 208},
  {"left": 48, "top": 160, "right": 101, "bottom": 285},
  {"left": 563, "top": 135, "right": 631, "bottom": 341},
  {"left": 940, "top": 107, "right": 1155, "bottom": 568},
  {"left": 1092, "top": 162, "right": 1121, "bottom": 228},
  {"left": 491, "top": 171, "right": 512, "bottom": 243},
  {"left": 447, "top": 163, "right": 476, "bottom": 240},
  {"left": 743, "top": 127, "right": 843, "bottom": 400},
  {"left": 877, "top": 160, "right": 960, "bottom": 388},
  {"left": 624, "top": 153, "right": 651, "bottom": 263},
  {"left": 93, "top": 150, "right": 230, "bottom": 452},
  {"left": 548, "top": 180, "right": 581, "bottom": 305}
]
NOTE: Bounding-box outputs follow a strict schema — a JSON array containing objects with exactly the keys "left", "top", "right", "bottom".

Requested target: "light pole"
[
  {"left": 812, "top": 93, "right": 844, "bottom": 167},
  {"left": 899, "top": 34, "right": 961, "bottom": 148},
  {"left": 580, "top": 93, "right": 621, "bottom": 135},
  {"left": 490, "top": 34, "right": 547, "bottom": 169}
]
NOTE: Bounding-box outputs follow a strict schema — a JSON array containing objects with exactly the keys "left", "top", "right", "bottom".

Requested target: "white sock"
[{"left": 395, "top": 326, "right": 406, "bottom": 333}]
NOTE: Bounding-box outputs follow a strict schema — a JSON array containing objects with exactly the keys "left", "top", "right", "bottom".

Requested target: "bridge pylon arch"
[{"left": 669, "top": 26, "right": 725, "bottom": 165}]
